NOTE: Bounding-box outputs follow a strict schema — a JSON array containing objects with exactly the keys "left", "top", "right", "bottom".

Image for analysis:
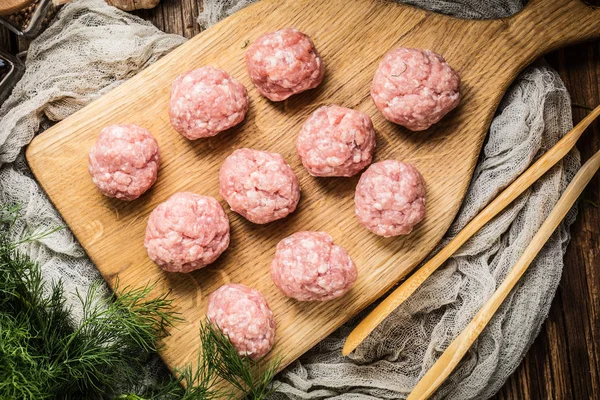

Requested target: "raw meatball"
[
  {"left": 207, "top": 283, "right": 275, "bottom": 360},
  {"left": 371, "top": 47, "right": 460, "bottom": 131},
  {"left": 219, "top": 148, "right": 300, "bottom": 224},
  {"left": 271, "top": 231, "right": 357, "bottom": 301},
  {"left": 169, "top": 66, "right": 248, "bottom": 139},
  {"left": 144, "top": 192, "right": 230, "bottom": 273},
  {"left": 296, "top": 105, "right": 376, "bottom": 177},
  {"left": 245, "top": 28, "right": 325, "bottom": 101},
  {"left": 88, "top": 124, "right": 160, "bottom": 201},
  {"left": 355, "top": 160, "right": 426, "bottom": 237}
]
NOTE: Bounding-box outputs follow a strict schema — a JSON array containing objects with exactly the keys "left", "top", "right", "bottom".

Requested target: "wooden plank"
[
  {"left": 133, "top": 6, "right": 166, "bottom": 34},
  {"left": 547, "top": 40, "right": 600, "bottom": 399},
  {"left": 24, "top": 0, "right": 600, "bottom": 385},
  {"left": 495, "top": 35, "right": 600, "bottom": 399},
  {"left": 0, "top": 25, "right": 15, "bottom": 53},
  {"left": 134, "top": 0, "right": 201, "bottom": 38},
  {"left": 178, "top": 0, "right": 201, "bottom": 38}
]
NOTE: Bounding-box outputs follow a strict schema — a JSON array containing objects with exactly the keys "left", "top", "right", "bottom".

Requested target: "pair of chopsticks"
[{"left": 342, "top": 104, "right": 600, "bottom": 399}]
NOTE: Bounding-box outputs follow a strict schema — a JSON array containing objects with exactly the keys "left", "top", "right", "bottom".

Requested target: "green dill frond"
[
  {"left": 200, "top": 322, "right": 282, "bottom": 400},
  {"left": 0, "top": 205, "right": 183, "bottom": 399},
  {"left": 0, "top": 204, "right": 282, "bottom": 399}
]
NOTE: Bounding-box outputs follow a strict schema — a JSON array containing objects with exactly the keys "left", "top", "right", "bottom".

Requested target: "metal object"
[
  {"left": 0, "top": 50, "right": 24, "bottom": 106},
  {"left": 0, "top": 0, "right": 55, "bottom": 38}
]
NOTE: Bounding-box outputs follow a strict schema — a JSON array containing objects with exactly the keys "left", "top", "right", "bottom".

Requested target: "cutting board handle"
[{"left": 508, "top": 0, "right": 600, "bottom": 55}]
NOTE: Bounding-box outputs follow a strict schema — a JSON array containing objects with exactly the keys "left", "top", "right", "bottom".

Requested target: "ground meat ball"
[
  {"left": 270, "top": 231, "right": 357, "bottom": 301},
  {"left": 207, "top": 283, "right": 275, "bottom": 360},
  {"left": 355, "top": 160, "right": 426, "bottom": 237},
  {"left": 144, "top": 192, "right": 230, "bottom": 273},
  {"left": 88, "top": 124, "right": 160, "bottom": 201},
  {"left": 371, "top": 47, "right": 460, "bottom": 131},
  {"left": 169, "top": 66, "right": 248, "bottom": 139},
  {"left": 219, "top": 148, "right": 300, "bottom": 224},
  {"left": 296, "top": 105, "right": 376, "bottom": 177},
  {"left": 245, "top": 28, "right": 325, "bottom": 101}
]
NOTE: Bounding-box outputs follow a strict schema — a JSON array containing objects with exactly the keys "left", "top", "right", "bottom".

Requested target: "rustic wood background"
[{"left": 1, "top": 1, "right": 599, "bottom": 398}]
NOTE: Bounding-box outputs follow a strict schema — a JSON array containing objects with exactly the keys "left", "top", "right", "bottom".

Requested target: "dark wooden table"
[{"left": 1, "top": 1, "right": 599, "bottom": 398}]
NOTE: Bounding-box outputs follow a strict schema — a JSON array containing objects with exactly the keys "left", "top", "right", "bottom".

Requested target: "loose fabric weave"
[{"left": 0, "top": 0, "right": 578, "bottom": 399}]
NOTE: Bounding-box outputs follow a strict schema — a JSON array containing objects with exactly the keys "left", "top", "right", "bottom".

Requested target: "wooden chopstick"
[
  {"left": 342, "top": 104, "right": 600, "bottom": 357},
  {"left": 406, "top": 138, "right": 600, "bottom": 400}
]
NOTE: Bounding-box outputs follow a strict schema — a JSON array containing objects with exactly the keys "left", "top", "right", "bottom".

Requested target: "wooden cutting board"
[{"left": 26, "top": 0, "right": 600, "bottom": 384}]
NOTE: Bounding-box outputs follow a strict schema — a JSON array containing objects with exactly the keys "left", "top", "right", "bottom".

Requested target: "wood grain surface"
[
  {"left": 2, "top": 0, "right": 600, "bottom": 398},
  {"left": 0, "top": 0, "right": 36, "bottom": 16}
]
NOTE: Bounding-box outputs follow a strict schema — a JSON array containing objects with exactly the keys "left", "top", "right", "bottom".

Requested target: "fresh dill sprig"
[
  {"left": 0, "top": 205, "right": 179, "bottom": 399},
  {"left": 200, "top": 322, "right": 282, "bottom": 399},
  {"left": 0, "top": 204, "right": 282, "bottom": 399}
]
